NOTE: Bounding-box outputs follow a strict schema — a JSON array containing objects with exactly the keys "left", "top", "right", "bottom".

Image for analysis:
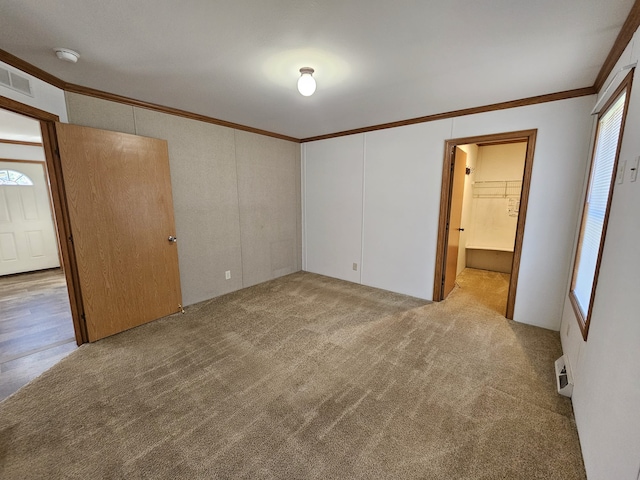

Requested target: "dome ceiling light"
[{"left": 297, "top": 67, "right": 316, "bottom": 96}]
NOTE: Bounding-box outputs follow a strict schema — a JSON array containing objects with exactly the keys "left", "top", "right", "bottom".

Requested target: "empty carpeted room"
[{"left": 1, "top": 1, "right": 639, "bottom": 479}]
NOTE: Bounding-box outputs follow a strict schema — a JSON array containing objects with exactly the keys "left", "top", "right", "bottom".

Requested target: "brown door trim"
[
  {"left": 0, "top": 139, "right": 43, "bottom": 147},
  {"left": 433, "top": 129, "right": 537, "bottom": 320},
  {"left": 0, "top": 95, "right": 88, "bottom": 344}
]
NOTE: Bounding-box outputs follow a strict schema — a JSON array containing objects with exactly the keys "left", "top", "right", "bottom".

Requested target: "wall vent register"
[{"left": 0, "top": 66, "right": 33, "bottom": 97}]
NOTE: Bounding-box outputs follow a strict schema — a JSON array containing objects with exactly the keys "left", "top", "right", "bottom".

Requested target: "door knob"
[{"left": 168, "top": 235, "right": 177, "bottom": 243}]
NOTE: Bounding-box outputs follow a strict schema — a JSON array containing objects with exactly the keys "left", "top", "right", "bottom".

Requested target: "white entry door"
[{"left": 0, "top": 161, "right": 60, "bottom": 276}]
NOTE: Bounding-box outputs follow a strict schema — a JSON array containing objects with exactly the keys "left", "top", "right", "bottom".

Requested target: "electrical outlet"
[
  {"left": 352, "top": 263, "right": 358, "bottom": 271},
  {"left": 225, "top": 270, "right": 231, "bottom": 280}
]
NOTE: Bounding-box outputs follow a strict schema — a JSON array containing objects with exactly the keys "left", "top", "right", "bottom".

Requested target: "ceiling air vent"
[{"left": 0, "top": 66, "right": 33, "bottom": 97}]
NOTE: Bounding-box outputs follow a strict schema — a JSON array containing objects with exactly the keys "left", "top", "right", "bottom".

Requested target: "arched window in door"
[{"left": 0, "top": 169, "right": 34, "bottom": 186}]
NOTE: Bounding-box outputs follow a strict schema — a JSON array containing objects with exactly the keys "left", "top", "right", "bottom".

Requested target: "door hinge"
[
  {"left": 81, "top": 312, "right": 86, "bottom": 321},
  {"left": 68, "top": 235, "right": 73, "bottom": 243}
]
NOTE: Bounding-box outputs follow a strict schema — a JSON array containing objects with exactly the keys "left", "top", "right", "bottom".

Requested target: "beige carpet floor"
[
  {"left": 0, "top": 271, "right": 585, "bottom": 479},
  {"left": 455, "top": 268, "right": 511, "bottom": 316}
]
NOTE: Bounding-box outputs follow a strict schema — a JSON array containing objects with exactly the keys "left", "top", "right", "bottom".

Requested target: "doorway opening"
[
  {"left": 1, "top": 93, "right": 184, "bottom": 354},
  {"left": 433, "top": 130, "right": 537, "bottom": 319},
  {"left": 0, "top": 107, "right": 77, "bottom": 400}
]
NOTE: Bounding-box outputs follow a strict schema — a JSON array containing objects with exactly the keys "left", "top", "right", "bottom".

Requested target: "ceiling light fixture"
[
  {"left": 297, "top": 67, "right": 316, "bottom": 96},
  {"left": 53, "top": 48, "right": 80, "bottom": 63}
]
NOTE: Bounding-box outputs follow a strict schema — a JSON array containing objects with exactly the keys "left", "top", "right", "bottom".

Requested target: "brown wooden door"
[
  {"left": 443, "top": 147, "right": 466, "bottom": 298},
  {"left": 55, "top": 123, "right": 182, "bottom": 341}
]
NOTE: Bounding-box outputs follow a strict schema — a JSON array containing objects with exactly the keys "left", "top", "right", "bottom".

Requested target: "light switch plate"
[{"left": 630, "top": 156, "right": 639, "bottom": 182}]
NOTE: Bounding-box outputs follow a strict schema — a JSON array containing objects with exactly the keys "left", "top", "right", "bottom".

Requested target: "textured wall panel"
[
  {"left": 133, "top": 107, "right": 243, "bottom": 306},
  {"left": 65, "top": 93, "right": 301, "bottom": 307},
  {"left": 235, "top": 130, "right": 299, "bottom": 287},
  {"left": 65, "top": 92, "right": 136, "bottom": 134}
]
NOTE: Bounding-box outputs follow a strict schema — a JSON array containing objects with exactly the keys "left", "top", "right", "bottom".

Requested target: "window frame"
[{"left": 569, "top": 70, "right": 634, "bottom": 340}]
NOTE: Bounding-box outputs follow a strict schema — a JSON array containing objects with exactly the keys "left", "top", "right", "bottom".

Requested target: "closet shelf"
[
  {"left": 466, "top": 245, "right": 514, "bottom": 253},
  {"left": 472, "top": 180, "right": 522, "bottom": 198}
]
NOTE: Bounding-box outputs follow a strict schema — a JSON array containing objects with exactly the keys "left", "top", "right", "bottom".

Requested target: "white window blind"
[{"left": 572, "top": 91, "right": 626, "bottom": 317}]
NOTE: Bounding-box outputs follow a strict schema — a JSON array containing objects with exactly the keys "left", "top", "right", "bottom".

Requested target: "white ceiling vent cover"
[{"left": 0, "top": 67, "right": 33, "bottom": 97}]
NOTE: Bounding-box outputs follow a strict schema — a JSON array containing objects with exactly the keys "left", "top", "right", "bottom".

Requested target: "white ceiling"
[{"left": 0, "top": 1, "right": 634, "bottom": 139}]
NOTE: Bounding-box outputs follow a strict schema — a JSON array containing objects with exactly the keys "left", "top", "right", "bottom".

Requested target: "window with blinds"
[{"left": 570, "top": 74, "right": 632, "bottom": 340}]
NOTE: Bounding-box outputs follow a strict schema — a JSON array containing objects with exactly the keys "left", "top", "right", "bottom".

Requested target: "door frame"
[
  {"left": 432, "top": 129, "right": 537, "bottom": 319},
  {"left": 0, "top": 95, "right": 88, "bottom": 344}
]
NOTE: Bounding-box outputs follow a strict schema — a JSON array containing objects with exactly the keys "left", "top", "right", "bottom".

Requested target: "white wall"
[
  {"left": 0, "top": 61, "right": 67, "bottom": 122},
  {"left": 467, "top": 143, "right": 526, "bottom": 251},
  {"left": 303, "top": 135, "right": 364, "bottom": 283},
  {"left": 0, "top": 143, "right": 45, "bottom": 161},
  {"left": 0, "top": 64, "right": 65, "bottom": 280},
  {"left": 475, "top": 143, "right": 527, "bottom": 181},
  {"left": 560, "top": 29, "right": 640, "bottom": 480},
  {"left": 361, "top": 122, "right": 452, "bottom": 297},
  {"left": 303, "top": 95, "right": 594, "bottom": 330}
]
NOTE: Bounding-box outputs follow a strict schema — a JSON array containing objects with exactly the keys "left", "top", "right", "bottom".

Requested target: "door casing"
[
  {"left": 433, "top": 129, "right": 537, "bottom": 320},
  {"left": 0, "top": 95, "right": 87, "bottom": 344}
]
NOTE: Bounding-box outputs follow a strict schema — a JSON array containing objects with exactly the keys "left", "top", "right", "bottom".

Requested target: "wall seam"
[
  {"left": 132, "top": 105, "right": 138, "bottom": 135},
  {"left": 301, "top": 143, "right": 307, "bottom": 271},
  {"left": 233, "top": 129, "right": 245, "bottom": 287},
  {"left": 359, "top": 133, "right": 366, "bottom": 284}
]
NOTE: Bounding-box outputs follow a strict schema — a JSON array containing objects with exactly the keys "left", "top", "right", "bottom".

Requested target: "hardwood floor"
[{"left": 0, "top": 268, "right": 77, "bottom": 401}]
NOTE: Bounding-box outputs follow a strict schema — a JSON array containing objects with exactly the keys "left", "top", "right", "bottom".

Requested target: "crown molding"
[
  {"left": 300, "top": 87, "right": 596, "bottom": 143},
  {"left": 0, "top": 48, "right": 299, "bottom": 143},
  {"left": 63, "top": 82, "right": 300, "bottom": 143},
  {"left": 593, "top": 0, "right": 640, "bottom": 91},
  {"left": 2, "top": 0, "right": 637, "bottom": 148}
]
